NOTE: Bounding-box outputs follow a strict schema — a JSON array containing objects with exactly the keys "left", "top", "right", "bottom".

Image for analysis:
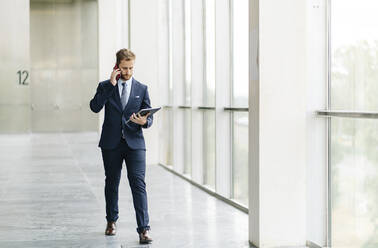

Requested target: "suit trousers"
[{"left": 101, "top": 138, "right": 150, "bottom": 234}]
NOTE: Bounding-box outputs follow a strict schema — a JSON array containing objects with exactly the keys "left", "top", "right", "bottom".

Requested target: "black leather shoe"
[
  {"left": 105, "top": 221, "right": 116, "bottom": 236},
  {"left": 139, "top": 230, "right": 153, "bottom": 244}
]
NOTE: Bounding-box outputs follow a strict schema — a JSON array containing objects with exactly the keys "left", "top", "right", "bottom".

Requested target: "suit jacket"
[{"left": 89, "top": 78, "right": 153, "bottom": 150}]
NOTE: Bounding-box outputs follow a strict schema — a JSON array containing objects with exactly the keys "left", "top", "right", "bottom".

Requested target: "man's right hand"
[{"left": 110, "top": 68, "right": 121, "bottom": 86}]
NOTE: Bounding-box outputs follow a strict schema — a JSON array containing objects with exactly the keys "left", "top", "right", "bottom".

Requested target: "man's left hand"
[{"left": 129, "top": 112, "right": 150, "bottom": 125}]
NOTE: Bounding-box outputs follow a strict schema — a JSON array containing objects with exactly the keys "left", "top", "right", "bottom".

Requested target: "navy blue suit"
[
  {"left": 89, "top": 78, "right": 152, "bottom": 234},
  {"left": 90, "top": 78, "right": 153, "bottom": 150}
]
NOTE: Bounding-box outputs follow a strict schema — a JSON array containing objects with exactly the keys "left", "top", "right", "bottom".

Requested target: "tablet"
[{"left": 137, "top": 107, "right": 161, "bottom": 116}]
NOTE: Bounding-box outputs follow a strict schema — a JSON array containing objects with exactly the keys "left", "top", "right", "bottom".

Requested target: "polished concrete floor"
[{"left": 0, "top": 133, "right": 249, "bottom": 248}]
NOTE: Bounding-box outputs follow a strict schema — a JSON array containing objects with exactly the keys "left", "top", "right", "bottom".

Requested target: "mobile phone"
[{"left": 113, "top": 63, "right": 120, "bottom": 80}]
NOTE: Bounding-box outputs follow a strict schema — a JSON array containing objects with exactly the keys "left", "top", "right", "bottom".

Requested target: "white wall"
[
  {"left": 30, "top": 0, "right": 98, "bottom": 132},
  {"left": 1, "top": 0, "right": 98, "bottom": 133},
  {"left": 0, "top": 0, "right": 30, "bottom": 133}
]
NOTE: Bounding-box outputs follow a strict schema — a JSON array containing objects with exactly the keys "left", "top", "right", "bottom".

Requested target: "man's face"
[{"left": 118, "top": 59, "right": 134, "bottom": 80}]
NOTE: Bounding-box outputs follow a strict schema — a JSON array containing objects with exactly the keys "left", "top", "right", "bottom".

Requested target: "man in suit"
[{"left": 89, "top": 49, "right": 153, "bottom": 244}]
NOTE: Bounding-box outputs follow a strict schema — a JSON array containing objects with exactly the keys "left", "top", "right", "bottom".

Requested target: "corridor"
[{"left": 0, "top": 133, "right": 248, "bottom": 248}]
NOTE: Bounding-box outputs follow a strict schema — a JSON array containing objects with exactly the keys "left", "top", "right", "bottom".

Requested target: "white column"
[
  {"left": 305, "top": 0, "right": 328, "bottom": 246},
  {"left": 249, "top": 0, "right": 307, "bottom": 246},
  {"left": 97, "top": 0, "right": 125, "bottom": 133},
  {"left": 190, "top": 0, "right": 205, "bottom": 184},
  {"left": 129, "top": 0, "right": 159, "bottom": 164},
  {"left": 215, "top": 0, "right": 232, "bottom": 198},
  {"left": 157, "top": 0, "right": 171, "bottom": 165},
  {"left": 170, "top": 0, "right": 185, "bottom": 173}
]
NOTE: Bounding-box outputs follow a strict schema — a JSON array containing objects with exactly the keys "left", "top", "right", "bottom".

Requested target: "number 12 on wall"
[{"left": 17, "top": 70, "right": 29, "bottom": 85}]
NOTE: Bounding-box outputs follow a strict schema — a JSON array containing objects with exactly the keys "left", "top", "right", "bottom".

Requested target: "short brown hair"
[{"left": 116, "top": 49, "right": 136, "bottom": 65}]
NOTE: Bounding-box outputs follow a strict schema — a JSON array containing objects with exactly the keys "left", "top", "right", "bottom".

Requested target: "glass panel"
[
  {"left": 183, "top": 109, "right": 192, "bottom": 175},
  {"left": 203, "top": 110, "right": 215, "bottom": 189},
  {"left": 168, "top": 0, "right": 174, "bottom": 105},
  {"left": 232, "top": 0, "right": 249, "bottom": 107},
  {"left": 330, "top": 1, "right": 378, "bottom": 247},
  {"left": 331, "top": 0, "right": 378, "bottom": 111},
  {"left": 232, "top": 112, "right": 249, "bottom": 206},
  {"left": 204, "top": 0, "right": 215, "bottom": 107},
  {"left": 158, "top": 0, "right": 170, "bottom": 106},
  {"left": 184, "top": 0, "right": 192, "bottom": 106},
  {"left": 330, "top": 118, "right": 378, "bottom": 248},
  {"left": 190, "top": 0, "right": 205, "bottom": 106},
  {"left": 171, "top": 0, "right": 185, "bottom": 106},
  {"left": 159, "top": 108, "right": 173, "bottom": 166}
]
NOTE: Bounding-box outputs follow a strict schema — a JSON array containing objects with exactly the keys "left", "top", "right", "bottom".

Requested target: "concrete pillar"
[{"left": 249, "top": 0, "right": 307, "bottom": 246}]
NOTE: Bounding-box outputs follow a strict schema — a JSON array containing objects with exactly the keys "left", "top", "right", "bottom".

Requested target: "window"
[
  {"left": 204, "top": 0, "right": 215, "bottom": 107},
  {"left": 330, "top": 1, "right": 378, "bottom": 247},
  {"left": 231, "top": 0, "right": 249, "bottom": 206},
  {"left": 158, "top": 0, "right": 249, "bottom": 211},
  {"left": 202, "top": 0, "right": 216, "bottom": 188}
]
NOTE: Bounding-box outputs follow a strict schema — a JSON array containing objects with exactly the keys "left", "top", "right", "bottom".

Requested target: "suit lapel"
[
  {"left": 114, "top": 85, "right": 123, "bottom": 111},
  {"left": 108, "top": 82, "right": 123, "bottom": 113}
]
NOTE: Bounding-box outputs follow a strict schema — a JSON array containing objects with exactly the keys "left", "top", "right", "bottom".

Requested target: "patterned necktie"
[{"left": 120, "top": 82, "right": 127, "bottom": 110}]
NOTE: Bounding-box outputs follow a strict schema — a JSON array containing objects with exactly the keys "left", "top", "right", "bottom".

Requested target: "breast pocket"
[{"left": 131, "top": 95, "right": 142, "bottom": 108}]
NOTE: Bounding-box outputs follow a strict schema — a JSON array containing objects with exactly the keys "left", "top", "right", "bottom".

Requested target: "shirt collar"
[{"left": 118, "top": 76, "right": 133, "bottom": 86}]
